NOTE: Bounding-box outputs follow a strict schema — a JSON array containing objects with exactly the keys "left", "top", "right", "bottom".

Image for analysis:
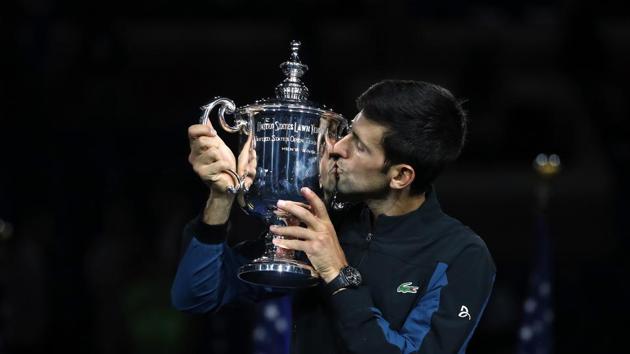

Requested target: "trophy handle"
[
  {"left": 200, "top": 97, "right": 249, "bottom": 194},
  {"left": 200, "top": 97, "right": 248, "bottom": 133}
]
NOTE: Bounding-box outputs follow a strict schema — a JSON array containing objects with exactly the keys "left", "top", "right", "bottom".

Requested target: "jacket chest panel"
[
  {"left": 368, "top": 256, "right": 436, "bottom": 329},
  {"left": 343, "top": 241, "right": 437, "bottom": 331}
]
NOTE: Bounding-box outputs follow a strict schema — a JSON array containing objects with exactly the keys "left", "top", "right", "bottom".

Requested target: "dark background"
[{"left": 1, "top": 0, "right": 629, "bottom": 353}]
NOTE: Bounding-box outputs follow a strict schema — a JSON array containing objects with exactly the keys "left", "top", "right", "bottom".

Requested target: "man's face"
[
  {"left": 318, "top": 139, "right": 337, "bottom": 198},
  {"left": 321, "top": 111, "right": 391, "bottom": 201}
]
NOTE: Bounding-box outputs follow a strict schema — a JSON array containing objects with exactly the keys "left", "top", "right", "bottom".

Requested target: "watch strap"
[
  {"left": 325, "top": 265, "right": 363, "bottom": 295},
  {"left": 325, "top": 270, "right": 350, "bottom": 295}
]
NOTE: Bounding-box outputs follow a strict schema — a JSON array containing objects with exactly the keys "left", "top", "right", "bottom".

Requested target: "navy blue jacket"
[{"left": 171, "top": 188, "right": 496, "bottom": 354}]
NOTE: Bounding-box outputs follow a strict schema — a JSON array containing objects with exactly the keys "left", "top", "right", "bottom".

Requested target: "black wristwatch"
[{"left": 325, "top": 265, "right": 362, "bottom": 295}]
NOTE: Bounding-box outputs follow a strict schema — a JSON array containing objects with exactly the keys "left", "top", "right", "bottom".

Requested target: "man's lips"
[{"left": 331, "top": 163, "right": 341, "bottom": 177}]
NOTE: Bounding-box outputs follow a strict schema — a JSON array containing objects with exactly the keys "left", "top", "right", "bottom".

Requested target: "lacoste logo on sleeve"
[
  {"left": 397, "top": 282, "right": 419, "bottom": 294},
  {"left": 458, "top": 305, "right": 472, "bottom": 320}
]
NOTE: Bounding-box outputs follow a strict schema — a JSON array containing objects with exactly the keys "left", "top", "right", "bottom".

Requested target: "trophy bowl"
[{"left": 200, "top": 41, "right": 347, "bottom": 288}]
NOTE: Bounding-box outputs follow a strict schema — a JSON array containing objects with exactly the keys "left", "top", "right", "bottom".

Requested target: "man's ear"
[{"left": 388, "top": 164, "right": 415, "bottom": 191}]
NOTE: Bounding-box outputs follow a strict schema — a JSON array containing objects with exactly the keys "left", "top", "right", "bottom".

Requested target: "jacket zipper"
[
  {"left": 357, "top": 212, "right": 373, "bottom": 267},
  {"left": 356, "top": 232, "right": 372, "bottom": 268}
]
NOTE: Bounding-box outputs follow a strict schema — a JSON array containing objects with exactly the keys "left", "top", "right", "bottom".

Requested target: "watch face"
[{"left": 342, "top": 266, "right": 362, "bottom": 287}]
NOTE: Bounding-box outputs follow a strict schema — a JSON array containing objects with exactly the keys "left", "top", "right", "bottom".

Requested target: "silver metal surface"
[
  {"left": 238, "top": 261, "right": 319, "bottom": 288},
  {"left": 239, "top": 101, "right": 341, "bottom": 118}
]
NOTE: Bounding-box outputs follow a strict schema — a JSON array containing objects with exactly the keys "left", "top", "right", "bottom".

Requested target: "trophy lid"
[
  {"left": 236, "top": 40, "right": 343, "bottom": 122},
  {"left": 275, "top": 40, "right": 310, "bottom": 102}
]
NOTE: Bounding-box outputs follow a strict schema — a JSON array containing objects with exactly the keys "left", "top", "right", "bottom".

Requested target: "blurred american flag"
[
  {"left": 516, "top": 215, "right": 554, "bottom": 354},
  {"left": 252, "top": 296, "right": 292, "bottom": 354}
]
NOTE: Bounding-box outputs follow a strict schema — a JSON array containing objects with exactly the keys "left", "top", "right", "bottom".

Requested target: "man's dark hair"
[{"left": 356, "top": 80, "right": 467, "bottom": 195}]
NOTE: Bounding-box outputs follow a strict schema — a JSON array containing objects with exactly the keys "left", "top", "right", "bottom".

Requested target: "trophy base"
[{"left": 238, "top": 260, "right": 319, "bottom": 289}]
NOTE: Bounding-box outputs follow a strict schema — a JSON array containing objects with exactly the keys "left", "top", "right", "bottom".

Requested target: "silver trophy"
[{"left": 200, "top": 41, "right": 347, "bottom": 288}]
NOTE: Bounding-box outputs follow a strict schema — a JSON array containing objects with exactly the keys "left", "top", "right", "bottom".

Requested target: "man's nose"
[{"left": 329, "top": 135, "right": 350, "bottom": 159}]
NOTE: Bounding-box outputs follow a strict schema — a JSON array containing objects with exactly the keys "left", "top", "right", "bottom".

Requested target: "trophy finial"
[
  {"left": 290, "top": 40, "right": 301, "bottom": 61},
  {"left": 275, "top": 40, "right": 310, "bottom": 101}
]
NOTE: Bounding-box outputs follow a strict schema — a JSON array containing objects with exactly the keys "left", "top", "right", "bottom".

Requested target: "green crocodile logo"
[{"left": 397, "top": 282, "right": 419, "bottom": 294}]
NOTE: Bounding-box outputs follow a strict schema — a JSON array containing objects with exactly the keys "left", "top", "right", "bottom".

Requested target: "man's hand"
[
  {"left": 188, "top": 123, "right": 238, "bottom": 194},
  {"left": 188, "top": 123, "right": 238, "bottom": 224},
  {"left": 271, "top": 187, "right": 348, "bottom": 283}
]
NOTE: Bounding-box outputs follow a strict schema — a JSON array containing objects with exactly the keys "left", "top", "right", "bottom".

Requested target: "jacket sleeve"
[
  {"left": 329, "top": 242, "right": 496, "bottom": 354},
  {"left": 170, "top": 214, "right": 280, "bottom": 314}
]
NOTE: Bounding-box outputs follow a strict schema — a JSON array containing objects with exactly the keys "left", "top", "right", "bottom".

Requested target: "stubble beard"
[
  {"left": 334, "top": 173, "right": 390, "bottom": 204},
  {"left": 322, "top": 177, "right": 337, "bottom": 206}
]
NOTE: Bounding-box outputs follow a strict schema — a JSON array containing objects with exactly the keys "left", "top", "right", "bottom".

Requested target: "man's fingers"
[
  {"left": 195, "top": 136, "right": 222, "bottom": 151},
  {"left": 300, "top": 187, "right": 329, "bottom": 219},
  {"left": 277, "top": 200, "right": 319, "bottom": 228},
  {"left": 188, "top": 124, "right": 217, "bottom": 140},
  {"left": 207, "top": 159, "right": 234, "bottom": 175},
  {"left": 192, "top": 146, "right": 229, "bottom": 165},
  {"left": 291, "top": 201, "right": 311, "bottom": 210},
  {"left": 270, "top": 225, "right": 313, "bottom": 240},
  {"left": 193, "top": 160, "right": 236, "bottom": 181},
  {"left": 275, "top": 202, "right": 311, "bottom": 226},
  {"left": 272, "top": 210, "right": 300, "bottom": 225},
  {"left": 273, "top": 238, "right": 307, "bottom": 253},
  {"left": 274, "top": 201, "right": 311, "bottom": 213}
]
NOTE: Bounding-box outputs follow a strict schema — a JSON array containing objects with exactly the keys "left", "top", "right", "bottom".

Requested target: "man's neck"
[{"left": 366, "top": 190, "right": 426, "bottom": 219}]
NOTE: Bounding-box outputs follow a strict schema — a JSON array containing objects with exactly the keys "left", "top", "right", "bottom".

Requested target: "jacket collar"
[{"left": 359, "top": 185, "right": 444, "bottom": 235}]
